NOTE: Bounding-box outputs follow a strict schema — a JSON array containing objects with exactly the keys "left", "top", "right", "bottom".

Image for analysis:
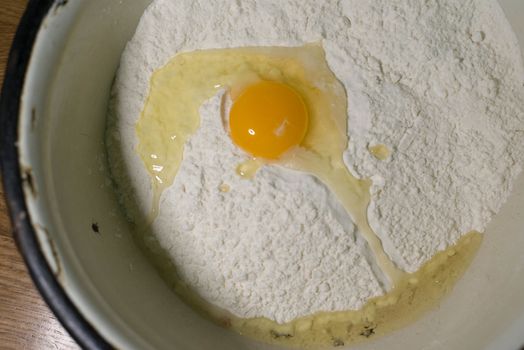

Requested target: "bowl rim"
[{"left": 0, "top": 1, "right": 112, "bottom": 349}]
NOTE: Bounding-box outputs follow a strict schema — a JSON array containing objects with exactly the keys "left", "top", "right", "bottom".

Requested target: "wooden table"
[{"left": 0, "top": 1, "right": 79, "bottom": 349}]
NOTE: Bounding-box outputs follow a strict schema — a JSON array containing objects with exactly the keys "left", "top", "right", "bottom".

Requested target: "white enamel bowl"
[{"left": 1, "top": 1, "right": 524, "bottom": 349}]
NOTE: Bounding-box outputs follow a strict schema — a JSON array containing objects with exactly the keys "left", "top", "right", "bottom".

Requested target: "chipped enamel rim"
[{"left": 0, "top": 1, "right": 111, "bottom": 348}]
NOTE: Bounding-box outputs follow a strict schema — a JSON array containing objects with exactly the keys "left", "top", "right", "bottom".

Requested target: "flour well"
[
  {"left": 153, "top": 94, "right": 384, "bottom": 323},
  {"left": 107, "top": 0, "right": 524, "bottom": 323}
]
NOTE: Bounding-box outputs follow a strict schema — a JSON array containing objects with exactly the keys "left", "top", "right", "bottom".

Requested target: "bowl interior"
[{"left": 16, "top": 0, "right": 524, "bottom": 349}]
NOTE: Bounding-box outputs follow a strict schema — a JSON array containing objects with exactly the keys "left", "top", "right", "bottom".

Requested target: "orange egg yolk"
[{"left": 229, "top": 81, "right": 309, "bottom": 159}]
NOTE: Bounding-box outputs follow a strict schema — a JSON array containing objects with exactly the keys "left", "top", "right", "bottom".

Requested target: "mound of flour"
[
  {"left": 341, "top": 1, "right": 524, "bottom": 272},
  {"left": 153, "top": 94, "right": 384, "bottom": 323},
  {"left": 107, "top": 0, "right": 524, "bottom": 321}
]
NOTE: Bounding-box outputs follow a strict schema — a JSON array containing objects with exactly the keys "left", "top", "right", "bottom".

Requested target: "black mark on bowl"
[
  {"left": 21, "top": 167, "right": 37, "bottom": 197},
  {"left": 332, "top": 337, "right": 345, "bottom": 347},
  {"left": 53, "top": 0, "right": 69, "bottom": 15},
  {"left": 36, "top": 224, "right": 63, "bottom": 281},
  {"left": 30, "top": 107, "right": 36, "bottom": 131},
  {"left": 359, "top": 325, "right": 376, "bottom": 338},
  {"left": 91, "top": 222, "right": 100, "bottom": 234}
]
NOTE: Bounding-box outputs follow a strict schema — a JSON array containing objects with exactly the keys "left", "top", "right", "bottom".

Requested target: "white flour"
[
  {"left": 341, "top": 1, "right": 524, "bottom": 272},
  {"left": 107, "top": 0, "right": 524, "bottom": 322},
  {"left": 153, "top": 94, "right": 384, "bottom": 323}
]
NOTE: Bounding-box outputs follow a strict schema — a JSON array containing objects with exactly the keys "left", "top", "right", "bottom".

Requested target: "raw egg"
[
  {"left": 229, "top": 81, "right": 309, "bottom": 159},
  {"left": 135, "top": 44, "right": 402, "bottom": 280}
]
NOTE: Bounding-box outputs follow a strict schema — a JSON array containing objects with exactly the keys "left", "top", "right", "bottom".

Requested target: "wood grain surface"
[{"left": 0, "top": 1, "right": 79, "bottom": 349}]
